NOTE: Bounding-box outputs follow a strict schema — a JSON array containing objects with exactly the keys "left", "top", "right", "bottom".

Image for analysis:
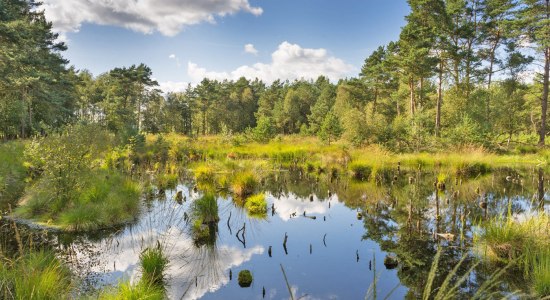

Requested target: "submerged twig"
[{"left": 280, "top": 264, "right": 295, "bottom": 300}]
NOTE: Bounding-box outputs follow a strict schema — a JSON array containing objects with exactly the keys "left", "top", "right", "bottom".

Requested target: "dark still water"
[{"left": 4, "top": 167, "right": 549, "bottom": 299}]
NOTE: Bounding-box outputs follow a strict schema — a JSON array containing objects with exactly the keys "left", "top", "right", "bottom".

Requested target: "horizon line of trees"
[{"left": 1, "top": 0, "right": 548, "bottom": 152}]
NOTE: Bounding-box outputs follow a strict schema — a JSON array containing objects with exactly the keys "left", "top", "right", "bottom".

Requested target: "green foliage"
[
  {"left": 17, "top": 168, "right": 141, "bottom": 231},
  {"left": 532, "top": 250, "right": 550, "bottom": 297},
  {"left": 23, "top": 125, "right": 112, "bottom": 212},
  {"left": 475, "top": 213, "right": 550, "bottom": 295},
  {"left": 98, "top": 280, "right": 164, "bottom": 300},
  {"left": 318, "top": 112, "right": 342, "bottom": 145},
  {"left": 232, "top": 172, "right": 258, "bottom": 197},
  {"left": 244, "top": 193, "right": 267, "bottom": 217},
  {"left": 0, "top": 142, "right": 26, "bottom": 208},
  {"left": 0, "top": 251, "right": 72, "bottom": 300},
  {"left": 252, "top": 116, "right": 276, "bottom": 143},
  {"left": 349, "top": 162, "right": 372, "bottom": 181},
  {"left": 191, "top": 194, "right": 219, "bottom": 224},
  {"left": 140, "top": 247, "right": 168, "bottom": 286}
]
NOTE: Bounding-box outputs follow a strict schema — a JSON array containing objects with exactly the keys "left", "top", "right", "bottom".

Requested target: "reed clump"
[
  {"left": 0, "top": 250, "right": 73, "bottom": 300},
  {"left": 475, "top": 213, "right": 550, "bottom": 297},
  {"left": 244, "top": 193, "right": 267, "bottom": 217}
]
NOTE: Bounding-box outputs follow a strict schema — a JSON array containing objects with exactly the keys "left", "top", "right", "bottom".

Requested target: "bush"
[
  {"left": 252, "top": 117, "right": 276, "bottom": 143},
  {"left": 0, "top": 141, "right": 26, "bottom": 208}
]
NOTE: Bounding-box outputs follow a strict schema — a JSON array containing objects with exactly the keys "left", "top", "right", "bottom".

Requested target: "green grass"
[
  {"left": 16, "top": 169, "right": 141, "bottom": 231},
  {"left": 99, "top": 245, "right": 168, "bottom": 299},
  {"left": 475, "top": 213, "right": 550, "bottom": 296},
  {"left": 140, "top": 246, "right": 168, "bottom": 286},
  {"left": 232, "top": 171, "right": 258, "bottom": 197},
  {"left": 191, "top": 194, "right": 219, "bottom": 224},
  {"left": 98, "top": 280, "right": 165, "bottom": 300},
  {"left": 244, "top": 193, "right": 267, "bottom": 217},
  {"left": 533, "top": 250, "right": 550, "bottom": 297},
  {"left": 349, "top": 162, "right": 372, "bottom": 181},
  {"left": 0, "top": 250, "right": 72, "bottom": 300}
]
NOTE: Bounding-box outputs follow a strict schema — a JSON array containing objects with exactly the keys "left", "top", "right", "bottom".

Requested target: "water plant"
[
  {"left": 140, "top": 246, "right": 168, "bottom": 286},
  {"left": 98, "top": 280, "right": 164, "bottom": 300},
  {"left": 238, "top": 270, "right": 253, "bottom": 287},
  {"left": 244, "top": 193, "right": 267, "bottom": 217},
  {"left": 532, "top": 250, "right": 550, "bottom": 297},
  {"left": 17, "top": 169, "right": 141, "bottom": 231},
  {"left": 474, "top": 213, "right": 550, "bottom": 296},
  {"left": 0, "top": 250, "right": 72, "bottom": 300},
  {"left": 191, "top": 194, "right": 219, "bottom": 224},
  {"left": 232, "top": 171, "right": 258, "bottom": 197}
]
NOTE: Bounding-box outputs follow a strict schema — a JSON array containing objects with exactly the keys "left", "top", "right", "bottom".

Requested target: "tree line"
[{"left": 0, "top": 0, "right": 548, "bottom": 151}]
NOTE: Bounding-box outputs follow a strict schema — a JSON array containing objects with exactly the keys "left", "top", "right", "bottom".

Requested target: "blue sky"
[{"left": 42, "top": 0, "right": 410, "bottom": 91}]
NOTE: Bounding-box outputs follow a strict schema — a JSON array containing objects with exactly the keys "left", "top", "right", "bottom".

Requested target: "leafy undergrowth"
[{"left": 0, "top": 141, "right": 27, "bottom": 209}]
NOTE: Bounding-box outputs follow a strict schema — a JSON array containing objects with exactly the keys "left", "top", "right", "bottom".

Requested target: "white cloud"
[
  {"left": 159, "top": 81, "right": 189, "bottom": 93},
  {"left": 244, "top": 43, "right": 258, "bottom": 55},
  {"left": 270, "top": 192, "right": 328, "bottom": 221},
  {"left": 168, "top": 53, "right": 182, "bottom": 68},
  {"left": 188, "top": 41, "right": 355, "bottom": 83},
  {"left": 41, "top": 0, "right": 263, "bottom": 36}
]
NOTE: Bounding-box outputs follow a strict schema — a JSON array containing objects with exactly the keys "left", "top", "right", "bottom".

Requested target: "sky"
[{"left": 41, "top": 0, "right": 410, "bottom": 92}]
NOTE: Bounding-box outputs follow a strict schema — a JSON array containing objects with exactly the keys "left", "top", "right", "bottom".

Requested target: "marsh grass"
[
  {"left": 232, "top": 171, "right": 258, "bottom": 197},
  {"left": 422, "top": 247, "right": 517, "bottom": 300},
  {"left": 98, "top": 280, "right": 164, "bottom": 300},
  {"left": 140, "top": 246, "right": 168, "bottom": 286},
  {"left": 0, "top": 250, "right": 72, "bottom": 300},
  {"left": 99, "top": 245, "right": 168, "bottom": 299},
  {"left": 533, "top": 250, "right": 550, "bottom": 297},
  {"left": 244, "top": 193, "right": 267, "bottom": 218},
  {"left": 17, "top": 169, "right": 141, "bottom": 231},
  {"left": 475, "top": 213, "right": 550, "bottom": 296}
]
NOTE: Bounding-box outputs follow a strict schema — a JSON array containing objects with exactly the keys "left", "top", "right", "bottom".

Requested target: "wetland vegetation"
[{"left": 1, "top": 0, "right": 550, "bottom": 299}]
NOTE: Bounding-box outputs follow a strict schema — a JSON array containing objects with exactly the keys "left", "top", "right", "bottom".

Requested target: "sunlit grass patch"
[
  {"left": 244, "top": 193, "right": 267, "bottom": 218},
  {"left": 232, "top": 171, "right": 258, "bottom": 197},
  {"left": 17, "top": 170, "right": 141, "bottom": 231},
  {"left": 0, "top": 250, "right": 72, "bottom": 300}
]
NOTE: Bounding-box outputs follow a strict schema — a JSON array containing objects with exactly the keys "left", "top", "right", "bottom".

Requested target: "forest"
[
  {"left": 0, "top": 0, "right": 550, "bottom": 299},
  {"left": 0, "top": 0, "right": 548, "bottom": 152}
]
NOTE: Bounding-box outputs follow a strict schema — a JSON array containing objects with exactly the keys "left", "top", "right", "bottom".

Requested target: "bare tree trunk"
[
  {"left": 540, "top": 46, "right": 550, "bottom": 147},
  {"left": 436, "top": 63, "right": 443, "bottom": 137},
  {"left": 409, "top": 77, "right": 415, "bottom": 116},
  {"left": 372, "top": 88, "right": 378, "bottom": 115}
]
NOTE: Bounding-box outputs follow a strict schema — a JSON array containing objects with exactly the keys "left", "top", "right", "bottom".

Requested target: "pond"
[{"left": 3, "top": 166, "right": 549, "bottom": 299}]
